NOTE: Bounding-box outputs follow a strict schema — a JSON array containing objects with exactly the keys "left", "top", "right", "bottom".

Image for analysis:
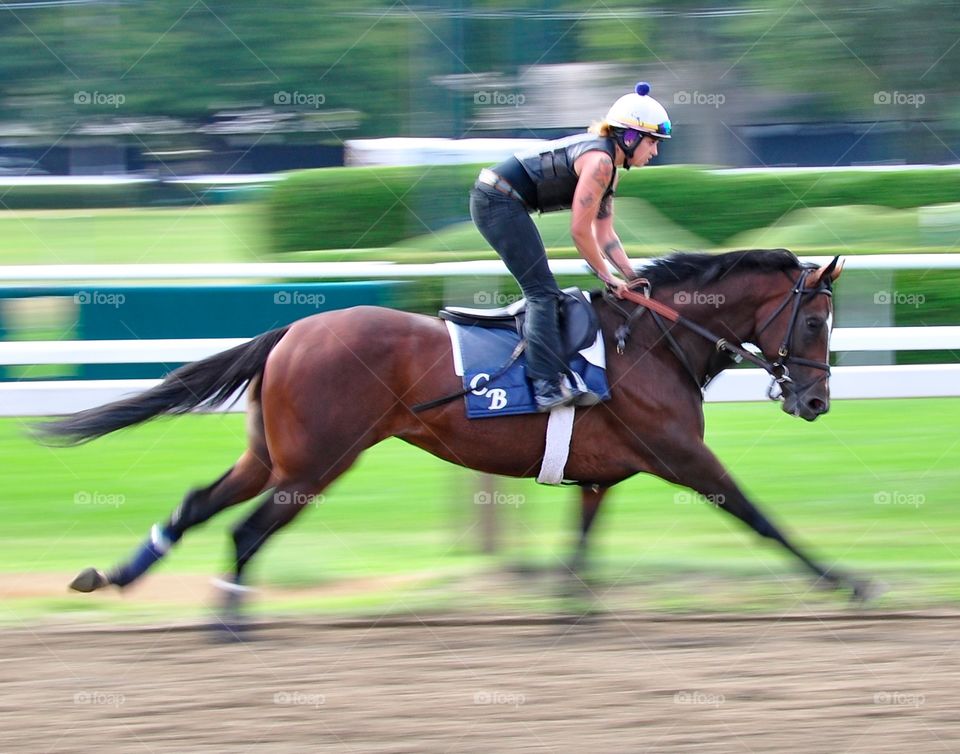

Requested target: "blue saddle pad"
[{"left": 446, "top": 321, "right": 611, "bottom": 418}]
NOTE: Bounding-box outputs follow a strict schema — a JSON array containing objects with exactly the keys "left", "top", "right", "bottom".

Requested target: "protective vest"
[{"left": 513, "top": 133, "right": 617, "bottom": 213}]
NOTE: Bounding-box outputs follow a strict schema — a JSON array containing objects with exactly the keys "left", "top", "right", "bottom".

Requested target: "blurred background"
[
  {"left": 0, "top": 0, "right": 958, "bottom": 623},
  {"left": 1, "top": 0, "right": 959, "bottom": 173}
]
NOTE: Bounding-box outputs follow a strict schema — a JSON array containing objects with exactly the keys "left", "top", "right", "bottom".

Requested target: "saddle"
[{"left": 439, "top": 287, "right": 598, "bottom": 360}]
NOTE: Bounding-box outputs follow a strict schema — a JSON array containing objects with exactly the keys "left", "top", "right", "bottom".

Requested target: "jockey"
[{"left": 470, "top": 82, "right": 672, "bottom": 411}]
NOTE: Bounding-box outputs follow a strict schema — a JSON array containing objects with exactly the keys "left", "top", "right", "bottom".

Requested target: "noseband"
[
  {"left": 606, "top": 267, "right": 833, "bottom": 401},
  {"left": 753, "top": 268, "right": 833, "bottom": 399}
]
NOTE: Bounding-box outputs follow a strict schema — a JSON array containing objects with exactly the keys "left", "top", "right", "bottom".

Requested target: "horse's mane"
[{"left": 638, "top": 249, "right": 802, "bottom": 288}]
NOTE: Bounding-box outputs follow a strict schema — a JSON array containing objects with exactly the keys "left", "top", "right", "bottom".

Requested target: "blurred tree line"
[{"left": 0, "top": 0, "right": 956, "bottom": 140}]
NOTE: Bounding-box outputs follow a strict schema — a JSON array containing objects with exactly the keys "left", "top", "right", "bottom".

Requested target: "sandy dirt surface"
[{"left": 1, "top": 614, "right": 957, "bottom": 753}]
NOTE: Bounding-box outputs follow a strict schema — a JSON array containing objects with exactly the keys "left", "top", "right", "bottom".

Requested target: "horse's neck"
[{"left": 597, "top": 286, "right": 761, "bottom": 385}]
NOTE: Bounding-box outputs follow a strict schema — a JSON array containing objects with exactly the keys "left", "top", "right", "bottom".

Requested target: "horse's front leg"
[
  {"left": 674, "top": 445, "right": 880, "bottom": 602},
  {"left": 568, "top": 484, "right": 609, "bottom": 575}
]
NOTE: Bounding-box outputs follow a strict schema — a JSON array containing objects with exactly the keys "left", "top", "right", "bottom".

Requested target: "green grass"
[
  {"left": 729, "top": 203, "right": 960, "bottom": 252},
  {"left": 2, "top": 397, "right": 958, "bottom": 620},
  {"left": 1, "top": 203, "right": 958, "bottom": 268},
  {"left": 0, "top": 206, "right": 267, "bottom": 265},
  {"left": 392, "top": 197, "right": 709, "bottom": 255}
]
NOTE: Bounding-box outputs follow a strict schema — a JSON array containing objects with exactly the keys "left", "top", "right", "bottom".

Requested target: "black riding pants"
[{"left": 469, "top": 184, "right": 566, "bottom": 382}]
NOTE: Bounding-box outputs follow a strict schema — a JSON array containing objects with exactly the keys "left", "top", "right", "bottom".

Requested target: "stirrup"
[{"left": 533, "top": 378, "right": 570, "bottom": 412}]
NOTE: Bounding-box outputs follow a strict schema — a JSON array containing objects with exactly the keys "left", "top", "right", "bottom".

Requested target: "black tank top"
[{"left": 490, "top": 133, "right": 617, "bottom": 213}]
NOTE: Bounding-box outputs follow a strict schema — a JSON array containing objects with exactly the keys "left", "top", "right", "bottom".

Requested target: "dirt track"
[{"left": 2, "top": 614, "right": 958, "bottom": 753}]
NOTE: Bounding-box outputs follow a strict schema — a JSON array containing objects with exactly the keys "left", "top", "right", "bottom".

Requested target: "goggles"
[{"left": 629, "top": 120, "right": 672, "bottom": 139}]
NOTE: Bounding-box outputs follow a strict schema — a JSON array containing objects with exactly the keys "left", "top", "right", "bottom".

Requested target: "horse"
[{"left": 37, "top": 248, "right": 876, "bottom": 612}]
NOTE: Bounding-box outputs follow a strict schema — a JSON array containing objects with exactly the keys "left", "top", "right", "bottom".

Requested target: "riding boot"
[
  {"left": 533, "top": 377, "right": 570, "bottom": 412},
  {"left": 564, "top": 371, "right": 601, "bottom": 407}
]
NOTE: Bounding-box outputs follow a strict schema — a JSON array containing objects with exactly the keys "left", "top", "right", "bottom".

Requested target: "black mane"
[{"left": 638, "top": 249, "right": 802, "bottom": 288}]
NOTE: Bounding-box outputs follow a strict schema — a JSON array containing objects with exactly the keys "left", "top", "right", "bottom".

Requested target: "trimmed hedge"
[
  {"left": 0, "top": 184, "right": 153, "bottom": 209},
  {"left": 267, "top": 164, "right": 482, "bottom": 253},
  {"left": 0, "top": 182, "right": 265, "bottom": 210},
  {"left": 267, "top": 164, "right": 960, "bottom": 252},
  {"left": 620, "top": 167, "right": 960, "bottom": 246}
]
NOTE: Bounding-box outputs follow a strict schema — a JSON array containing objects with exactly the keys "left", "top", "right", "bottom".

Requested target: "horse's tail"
[{"left": 34, "top": 326, "right": 291, "bottom": 446}]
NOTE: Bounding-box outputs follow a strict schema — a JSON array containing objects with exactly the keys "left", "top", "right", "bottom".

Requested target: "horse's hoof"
[
  {"left": 69, "top": 567, "right": 109, "bottom": 593},
  {"left": 210, "top": 618, "right": 250, "bottom": 642},
  {"left": 850, "top": 577, "right": 888, "bottom": 605},
  {"left": 209, "top": 576, "right": 253, "bottom": 640}
]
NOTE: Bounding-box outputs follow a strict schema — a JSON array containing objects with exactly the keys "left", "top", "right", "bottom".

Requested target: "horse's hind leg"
[
  {"left": 69, "top": 449, "right": 272, "bottom": 592},
  {"left": 208, "top": 480, "right": 320, "bottom": 630},
  {"left": 214, "top": 450, "right": 364, "bottom": 619}
]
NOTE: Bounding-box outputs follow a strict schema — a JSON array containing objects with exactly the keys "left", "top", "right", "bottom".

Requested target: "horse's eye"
[{"left": 806, "top": 317, "right": 823, "bottom": 330}]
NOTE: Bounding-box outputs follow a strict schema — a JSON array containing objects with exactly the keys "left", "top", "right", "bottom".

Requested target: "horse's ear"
[
  {"left": 830, "top": 256, "right": 844, "bottom": 281},
  {"left": 807, "top": 256, "right": 843, "bottom": 287}
]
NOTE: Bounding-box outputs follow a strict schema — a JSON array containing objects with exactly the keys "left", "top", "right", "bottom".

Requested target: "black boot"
[{"left": 533, "top": 378, "right": 570, "bottom": 412}]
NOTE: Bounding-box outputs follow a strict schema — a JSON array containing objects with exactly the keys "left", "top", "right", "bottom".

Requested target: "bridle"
[
  {"left": 604, "top": 267, "right": 834, "bottom": 402},
  {"left": 753, "top": 267, "right": 833, "bottom": 400}
]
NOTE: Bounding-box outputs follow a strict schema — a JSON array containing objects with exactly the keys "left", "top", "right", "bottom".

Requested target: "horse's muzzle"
[{"left": 782, "top": 389, "right": 830, "bottom": 421}]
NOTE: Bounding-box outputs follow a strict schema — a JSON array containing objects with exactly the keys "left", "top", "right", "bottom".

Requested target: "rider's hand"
[{"left": 603, "top": 277, "right": 629, "bottom": 298}]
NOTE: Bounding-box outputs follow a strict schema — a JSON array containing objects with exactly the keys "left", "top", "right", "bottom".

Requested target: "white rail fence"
[
  {"left": 1, "top": 253, "right": 960, "bottom": 282},
  {"left": 2, "top": 334, "right": 958, "bottom": 416},
  {"left": 1, "top": 256, "right": 957, "bottom": 416}
]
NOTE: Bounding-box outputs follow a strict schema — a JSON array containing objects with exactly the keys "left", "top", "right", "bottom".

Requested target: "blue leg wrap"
[{"left": 110, "top": 523, "right": 181, "bottom": 587}]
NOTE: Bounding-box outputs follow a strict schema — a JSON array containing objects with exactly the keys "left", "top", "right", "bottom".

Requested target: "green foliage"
[
  {"left": 0, "top": 182, "right": 263, "bottom": 210},
  {"left": 621, "top": 167, "right": 960, "bottom": 245},
  {"left": 268, "top": 164, "right": 960, "bottom": 251},
  {"left": 268, "top": 163, "right": 483, "bottom": 252},
  {"left": 394, "top": 196, "right": 709, "bottom": 253},
  {"left": 0, "top": 184, "right": 151, "bottom": 210},
  {"left": 1, "top": 0, "right": 957, "bottom": 142}
]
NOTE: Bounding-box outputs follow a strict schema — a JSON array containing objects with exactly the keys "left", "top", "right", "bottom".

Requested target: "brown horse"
[{"left": 40, "top": 248, "right": 874, "bottom": 606}]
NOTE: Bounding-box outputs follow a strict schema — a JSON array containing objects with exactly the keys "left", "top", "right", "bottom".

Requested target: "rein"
[
  {"left": 412, "top": 267, "right": 833, "bottom": 414},
  {"left": 606, "top": 269, "right": 833, "bottom": 399}
]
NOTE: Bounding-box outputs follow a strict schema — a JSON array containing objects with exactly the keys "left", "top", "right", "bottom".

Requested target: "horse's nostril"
[{"left": 807, "top": 397, "right": 827, "bottom": 414}]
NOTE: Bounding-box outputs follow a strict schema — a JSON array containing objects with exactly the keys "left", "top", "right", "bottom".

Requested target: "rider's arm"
[
  {"left": 595, "top": 197, "right": 637, "bottom": 280},
  {"left": 571, "top": 152, "right": 620, "bottom": 286}
]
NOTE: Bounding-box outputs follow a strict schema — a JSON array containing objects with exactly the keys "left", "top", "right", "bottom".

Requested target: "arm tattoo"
[
  {"left": 591, "top": 157, "right": 614, "bottom": 189},
  {"left": 597, "top": 193, "right": 613, "bottom": 219},
  {"left": 602, "top": 239, "right": 622, "bottom": 257}
]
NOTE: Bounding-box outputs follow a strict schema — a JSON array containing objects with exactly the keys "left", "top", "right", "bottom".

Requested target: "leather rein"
[{"left": 603, "top": 268, "right": 833, "bottom": 400}]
